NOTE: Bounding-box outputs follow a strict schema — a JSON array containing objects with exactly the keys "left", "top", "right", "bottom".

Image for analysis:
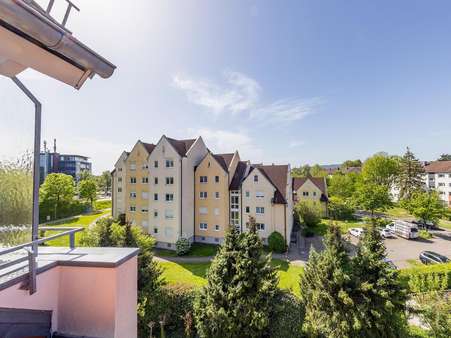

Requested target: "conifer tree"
[
  {"left": 300, "top": 225, "right": 357, "bottom": 337},
  {"left": 396, "top": 147, "right": 425, "bottom": 200},
  {"left": 352, "top": 224, "right": 407, "bottom": 337},
  {"left": 194, "top": 218, "right": 278, "bottom": 338}
]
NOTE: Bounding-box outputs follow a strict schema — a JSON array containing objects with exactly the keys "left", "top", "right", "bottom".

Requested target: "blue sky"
[{"left": 1, "top": 0, "right": 450, "bottom": 174}]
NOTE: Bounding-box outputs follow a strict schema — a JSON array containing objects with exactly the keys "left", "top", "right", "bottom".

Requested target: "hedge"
[{"left": 399, "top": 263, "right": 451, "bottom": 293}]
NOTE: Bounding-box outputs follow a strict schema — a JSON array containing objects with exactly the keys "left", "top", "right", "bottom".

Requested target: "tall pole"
[{"left": 11, "top": 76, "right": 41, "bottom": 255}]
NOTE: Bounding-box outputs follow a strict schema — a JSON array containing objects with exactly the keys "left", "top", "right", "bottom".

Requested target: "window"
[
  {"left": 254, "top": 175, "right": 258, "bottom": 182},
  {"left": 215, "top": 237, "right": 220, "bottom": 242},
  {"left": 154, "top": 193, "right": 158, "bottom": 201},
  {"left": 200, "top": 191, "right": 208, "bottom": 199},
  {"left": 199, "top": 207, "right": 208, "bottom": 215},
  {"left": 214, "top": 208, "right": 219, "bottom": 216},
  {"left": 303, "top": 191, "right": 309, "bottom": 196},
  {"left": 165, "top": 209, "right": 174, "bottom": 219},
  {"left": 142, "top": 177, "right": 149, "bottom": 183},
  {"left": 164, "top": 227, "right": 173, "bottom": 237},
  {"left": 245, "top": 191, "right": 250, "bottom": 197},
  {"left": 165, "top": 159, "right": 174, "bottom": 168},
  {"left": 231, "top": 211, "right": 239, "bottom": 226},
  {"left": 118, "top": 167, "right": 122, "bottom": 172},
  {"left": 130, "top": 206, "right": 136, "bottom": 212},
  {"left": 142, "top": 164, "right": 149, "bottom": 170},
  {"left": 256, "top": 191, "right": 264, "bottom": 198},
  {"left": 313, "top": 191, "right": 317, "bottom": 196},
  {"left": 231, "top": 194, "right": 239, "bottom": 210},
  {"left": 141, "top": 207, "right": 148, "bottom": 213},
  {"left": 118, "top": 177, "right": 122, "bottom": 182},
  {"left": 154, "top": 177, "right": 158, "bottom": 185},
  {"left": 215, "top": 192, "right": 220, "bottom": 199},
  {"left": 130, "top": 163, "right": 136, "bottom": 171},
  {"left": 165, "top": 177, "right": 174, "bottom": 185},
  {"left": 438, "top": 183, "right": 445, "bottom": 187},
  {"left": 200, "top": 176, "right": 208, "bottom": 183},
  {"left": 130, "top": 192, "right": 137, "bottom": 198},
  {"left": 142, "top": 192, "right": 149, "bottom": 199},
  {"left": 199, "top": 223, "right": 208, "bottom": 230},
  {"left": 130, "top": 177, "right": 137, "bottom": 184},
  {"left": 165, "top": 193, "right": 174, "bottom": 202},
  {"left": 245, "top": 206, "right": 250, "bottom": 213},
  {"left": 118, "top": 187, "right": 122, "bottom": 193},
  {"left": 154, "top": 161, "right": 158, "bottom": 168},
  {"left": 154, "top": 228, "right": 158, "bottom": 234},
  {"left": 256, "top": 207, "right": 264, "bottom": 214},
  {"left": 154, "top": 210, "right": 158, "bottom": 218},
  {"left": 215, "top": 176, "right": 219, "bottom": 183},
  {"left": 256, "top": 223, "right": 265, "bottom": 231},
  {"left": 215, "top": 224, "right": 220, "bottom": 231},
  {"left": 438, "top": 174, "right": 445, "bottom": 178}
]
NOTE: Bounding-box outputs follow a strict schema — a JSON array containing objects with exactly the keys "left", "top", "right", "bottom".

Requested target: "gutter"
[{"left": 0, "top": 0, "right": 116, "bottom": 85}]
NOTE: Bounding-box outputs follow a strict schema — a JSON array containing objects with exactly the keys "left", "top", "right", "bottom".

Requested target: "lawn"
[
  {"left": 158, "top": 258, "right": 303, "bottom": 296},
  {"left": 42, "top": 209, "right": 111, "bottom": 246},
  {"left": 309, "top": 218, "right": 369, "bottom": 236},
  {"left": 154, "top": 243, "right": 219, "bottom": 257}
]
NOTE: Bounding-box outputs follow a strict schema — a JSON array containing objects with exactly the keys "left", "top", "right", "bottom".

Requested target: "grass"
[
  {"left": 154, "top": 243, "right": 219, "bottom": 257},
  {"left": 159, "top": 258, "right": 304, "bottom": 296},
  {"left": 308, "top": 218, "right": 369, "bottom": 236},
  {"left": 94, "top": 199, "right": 112, "bottom": 210},
  {"left": 43, "top": 209, "right": 111, "bottom": 246},
  {"left": 418, "top": 229, "right": 433, "bottom": 239}
]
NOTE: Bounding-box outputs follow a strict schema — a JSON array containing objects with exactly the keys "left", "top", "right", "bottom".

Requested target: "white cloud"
[
  {"left": 173, "top": 70, "right": 322, "bottom": 123},
  {"left": 289, "top": 140, "right": 305, "bottom": 148},
  {"left": 188, "top": 127, "right": 263, "bottom": 161}
]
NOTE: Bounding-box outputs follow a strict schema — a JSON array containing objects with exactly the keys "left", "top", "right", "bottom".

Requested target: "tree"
[
  {"left": 328, "top": 196, "right": 355, "bottom": 220},
  {"left": 292, "top": 164, "right": 311, "bottom": 177},
  {"left": 194, "top": 218, "right": 278, "bottom": 338},
  {"left": 341, "top": 159, "right": 362, "bottom": 170},
  {"left": 361, "top": 153, "right": 400, "bottom": 187},
  {"left": 97, "top": 170, "right": 112, "bottom": 194},
  {"left": 352, "top": 224, "right": 407, "bottom": 336},
  {"left": 295, "top": 201, "right": 323, "bottom": 227},
  {"left": 78, "top": 169, "right": 92, "bottom": 182},
  {"left": 78, "top": 178, "right": 98, "bottom": 209},
  {"left": 438, "top": 154, "right": 451, "bottom": 161},
  {"left": 310, "top": 164, "right": 328, "bottom": 177},
  {"left": 396, "top": 147, "right": 425, "bottom": 200},
  {"left": 412, "top": 292, "right": 450, "bottom": 338},
  {"left": 300, "top": 225, "right": 356, "bottom": 337},
  {"left": 328, "top": 172, "right": 360, "bottom": 199},
  {"left": 403, "top": 190, "right": 445, "bottom": 227},
  {"left": 40, "top": 173, "right": 75, "bottom": 219},
  {"left": 354, "top": 181, "right": 392, "bottom": 217}
]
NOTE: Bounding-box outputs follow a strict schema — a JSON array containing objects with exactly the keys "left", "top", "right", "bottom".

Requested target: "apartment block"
[
  {"left": 293, "top": 176, "right": 329, "bottom": 216},
  {"left": 424, "top": 161, "right": 451, "bottom": 207},
  {"left": 112, "top": 136, "right": 294, "bottom": 249}
]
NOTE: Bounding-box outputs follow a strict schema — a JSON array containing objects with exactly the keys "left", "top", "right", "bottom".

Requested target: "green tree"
[
  {"left": 403, "top": 190, "right": 445, "bottom": 227},
  {"left": 328, "top": 196, "right": 355, "bottom": 220},
  {"left": 310, "top": 164, "right": 328, "bottom": 177},
  {"left": 437, "top": 154, "right": 451, "bottom": 161},
  {"left": 292, "top": 164, "right": 311, "bottom": 177},
  {"left": 352, "top": 224, "right": 407, "bottom": 336},
  {"left": 328, "top": 172, "right": 360, "bottom": 199},
  {"left": 354, "top": 181, "right": 392, "bottom": 217},
  {"left": 78, "top": 178, "right": 98, "bottom": 209},
  {"left": 194, "top": 218, "right": 278, "bottom": 338},
  {"left": 97, "top": 170, "right": 112, "bottom": 194},
  {"left": 362, "top": 153, "right": 400, "bottom": 187},
  {"left": 341, "top": 159, "right": 362, "bottom": 170},
  {"left": 396, "top": 147, "right": 425, "bottom": 200},
  {"left": 413, "top": 292, "right": 450, "bottom": 338},
  {"left": 78, "top": 170, "right": 92, "bottom": 182},
  {"left": 295, "top": 201, "right": 323, "bottom": 227},
  {"left": 39, "top": 173, "right": 75, "bottom": 219},
  {"left": 300, "top": 225, "right": 356, "bottom": 337}
]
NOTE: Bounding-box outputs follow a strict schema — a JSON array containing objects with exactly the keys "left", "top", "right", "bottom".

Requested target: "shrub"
[
  {"left": 302, "top": 227, "right": 315, "bottom": 237},
  {"left": 176, "top": 237, "right": 191, "bottom": 256},
  {"left": 295, "top": 201, "right": 322, "bottom": 227},
  {"left": 94, "top": 199, "right": 112, "bottom": 210},
  {"left": 268, "top": 231, "right": 287, "bottom": 253},
  {"left": 418, "top": 229, "right": 432, "bottom": 239},
  {"left": 399, "top": 263, "right": 451, "bottom": 293},
  {"left": 268, "top": 291, "right": 304, "bottom": 338},
  {"left": 328, "top": 196, "right": 355, "bottom": 220},
  {"left": 362, "top": 216, "right": 390, "bottom": 228},
  {"left": 39, "top": 199, "right": 89, "bottom": 223}
]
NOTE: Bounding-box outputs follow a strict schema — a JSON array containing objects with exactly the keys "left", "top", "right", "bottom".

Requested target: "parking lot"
[{"left": 347, "top": 230, "right": 451, "bottom": 268}]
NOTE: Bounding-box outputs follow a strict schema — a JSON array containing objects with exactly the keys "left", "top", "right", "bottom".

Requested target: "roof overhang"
[{"left": 0, "top": 0, "right": 116, "bottom": 89}]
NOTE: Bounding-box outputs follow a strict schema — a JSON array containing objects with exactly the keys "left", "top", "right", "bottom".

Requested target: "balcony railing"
[{"left": 0, "top": 226, "right": 83, "bottom": 295}]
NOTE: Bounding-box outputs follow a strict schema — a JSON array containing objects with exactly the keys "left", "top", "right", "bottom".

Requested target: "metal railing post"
[
  {"left": 69, "top": 232, "right": 75, "bottom": 249},
  {"left": 26, "top": 248, "right": 36, "bottom": 295},
  {"left": 11, "top": 77, "right": 41, "bottom": 257}
]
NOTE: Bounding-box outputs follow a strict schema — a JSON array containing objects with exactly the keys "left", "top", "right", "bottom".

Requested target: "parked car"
[
  {"left": 380, "top": 228, "right": 395, "bottom": 238},
  {"left": 387, "top": 220, "right": 419, "bottom": 239},
  {"left": 412, "top": 220, "right": 438, "bottom": 230},
  {"left": 419, "top": 251, "right": 450, "bottom": 265},
  {"left": 349, "top": 228, "right": 365, "bottom": 237}
]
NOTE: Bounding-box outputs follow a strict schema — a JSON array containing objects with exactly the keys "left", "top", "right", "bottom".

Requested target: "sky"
[{"left": 1, "top": 0, "right": 451, "bottom": 174}]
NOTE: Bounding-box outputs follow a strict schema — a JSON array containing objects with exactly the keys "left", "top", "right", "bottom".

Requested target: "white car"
[
  {"left": 386, "top": 223, "right": 395, "bottom": 232},
  {"left": 349, "top": 228, "right": 365, "bottom": 237},
  {"left": 380, "top": 228, "right": 395, "bottom": 238}
]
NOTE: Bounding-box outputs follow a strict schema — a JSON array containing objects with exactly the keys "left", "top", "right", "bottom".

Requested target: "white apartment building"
[
  {"left": 112, "top": 151, "right": 129, "bottom": 218},
  {"left": 424, "top": 161, "right": 451, "bottom": 207}
]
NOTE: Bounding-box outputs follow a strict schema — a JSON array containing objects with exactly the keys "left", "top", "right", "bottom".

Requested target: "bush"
[
  {"left": 302, "top": 227, "right": 315, "bottom": 237},
  {"left": 362, "top": 216, "right": 390, "bottom": 228},
  {"left": 268, "top": 231, "right": 287, "bottom": 253},
  {"left": 399, "top": 263, "right": 451, "bottom": 293},
  {"left": 268, "top": 291, "right": 304, "bottom": 338},
  {"left": 295, "top": 201, "right": 322, "bottom": 227},
  {"left": 328, "top": 196, "right": 355, "bottom": 220},
  {"left": 176, "top": 237, "right": 191, "bottom": 256},
  {"left": 94, "top": 199, "right": 112, "bottom": 210},
  {"left": 39, "top": 199, "right": 89, "bottom": 223},
  {"left": 418, "top": 229, "right": 432, "bottom": 239}
]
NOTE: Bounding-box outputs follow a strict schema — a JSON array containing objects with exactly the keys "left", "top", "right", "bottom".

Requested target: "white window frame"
[
  {"left": 215, "top": 192, "right": 220, "bottom": 199},
  {"left": 200, "top": 191, "right": 208, "bottom": 199},
  {"left": 165, "top": 159, "right": 174, "bottom": 168},
  {"left": 256, "top": 207, "right": 265, "bottom": 214},
  {"left": 199, "top": 223, "right": 208, "bottom": 230},
  {"left": 214, "top": 224, "right": 220, "bottom": 231},
  {"left": 199, "top": 207, "right": 208, "bottom": 215},
  {"left": 165, "top": 193, "right": 174, "bottom": 202},
  {"left": 165, "top": 177, "right": 174, "bottom": 185},
  {"left": 256, "top": 191, "right": 264, "bottom": 198},
  {"left": 200, "top": 176, "right": 208, "bottom": 183}
]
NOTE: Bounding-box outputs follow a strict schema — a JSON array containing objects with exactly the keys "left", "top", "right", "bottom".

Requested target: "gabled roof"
[
  {"left": 213, "top": 153, "right": 234, "bottom": 172},
  {"left": 142, "top": 142, "right": 156, "bottom": 154},
  {"left": 252, "top": 164, "right": 289, "bottom": 204},
  {"left": 293, "top": 176, "right": 327, "bottom": 194},
  {"left": 230, "top": 161, "right": 248, "bottom": 190},
  {"left": 166, "top": 137, "right": 196, "bottom": 157},
  {"left": 425, "top": 161, "right": 451, "bottom": 173}
]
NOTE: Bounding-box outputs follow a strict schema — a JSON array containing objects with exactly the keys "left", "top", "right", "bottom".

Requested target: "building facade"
[
  {"left": 292, "top": 176, "right": 329, "bottom": 216},
  {"left": 424, "top": 161, "right": 451, "bottom": 207},
  {"left": 112, "top": 136, "right": 294, "bottom": 249}
]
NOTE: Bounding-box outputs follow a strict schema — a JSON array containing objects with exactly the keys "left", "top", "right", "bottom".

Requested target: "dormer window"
[{"left": 254, "top": 175, "right": 258, "bottom": 182}]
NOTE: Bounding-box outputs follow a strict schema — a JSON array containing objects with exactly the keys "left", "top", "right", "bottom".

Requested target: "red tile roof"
[
  {"left": 142, "top": 142, "right": 156, "bottom": 154},
  {"left": 293, "top": 176, "right": 327, "bottom": 194},
  {"left": 214, "top": 153, "right": 234, "bottom": 170},
  {"left": 166, "top": 137, "right": 196, "bottom": 157},
  {"left": 253, "top": 164, "right": 289, "bottom": 204},
  {"left": 229, "top": 161, "right": 248, "bottom": 190},
  {"left": 425, "top": 161, "right": 451, "bottom": 173}
]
